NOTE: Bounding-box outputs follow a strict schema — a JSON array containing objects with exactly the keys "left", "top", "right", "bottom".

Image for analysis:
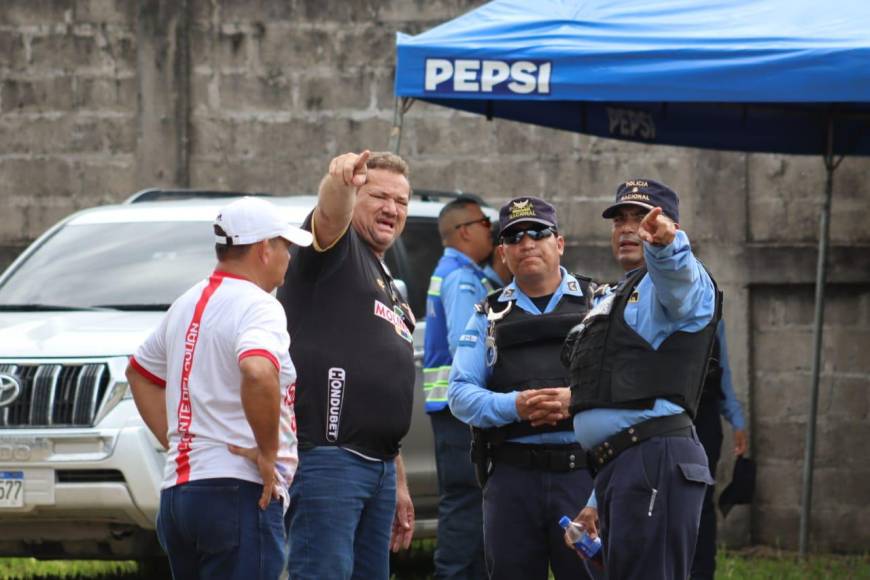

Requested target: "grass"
[
  {"left": 0, "top": 546, "right": 868, "bottom": 579},
  {"left": 0, "top": 559, "right": 137, "bottom": 580},
  {"left": 716, "top": 546, "right": 870, "bottom": 579}
]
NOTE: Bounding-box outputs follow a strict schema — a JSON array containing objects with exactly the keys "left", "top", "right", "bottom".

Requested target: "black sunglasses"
[
  {"left": 455, "top": 216, "right": 492, "bottom": 230},
  {"left": 501, "top": 227, "right": 557, "bottom": 245}
]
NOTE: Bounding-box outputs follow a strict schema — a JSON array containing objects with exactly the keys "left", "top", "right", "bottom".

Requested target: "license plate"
[{"left": 0, "top": 471, "right": 24, "bottom": 508}]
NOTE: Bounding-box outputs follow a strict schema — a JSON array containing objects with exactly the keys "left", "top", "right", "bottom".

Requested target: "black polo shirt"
[{"left": 277, "top": 213, "right": 416, "bottom": 460}]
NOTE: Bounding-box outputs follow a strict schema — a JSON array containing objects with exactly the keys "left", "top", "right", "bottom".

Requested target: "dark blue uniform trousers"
[
  {"left": 691, "top": 401, "right": 724, "bottom": 580},
  {"left": 430, "top": 410, "right": 486, "bottom": 580},
  {"left": 483, "top": 461, "right": 599, "bottom": 580},
  {"left": 595, "top": 432, "right": 712, "bottom": 580}
]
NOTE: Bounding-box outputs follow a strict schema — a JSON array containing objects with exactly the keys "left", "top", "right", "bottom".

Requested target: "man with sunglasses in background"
[
  {"left": 564, "top": 179, "right": 719, "bottom": 579},
  {"left": 423, "top": 195, "right": 495, "bottom": 579},
  {"left": 448, "top": 197, "right": 598, "bottom": 580}
]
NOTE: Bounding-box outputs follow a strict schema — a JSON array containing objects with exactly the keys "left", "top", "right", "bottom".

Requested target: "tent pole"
[
  {"left": 388, "top": 97, "right": 415, "bottom": 154},
  {"left": 798, "top": 116, "right": 837, "bottom": 557}
]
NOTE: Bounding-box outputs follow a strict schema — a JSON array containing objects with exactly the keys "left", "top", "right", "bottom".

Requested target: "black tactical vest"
[
  {"left": 699, "top": 335, "right": 724, "bottom": 407},
  {"left": 567, "top": 267, "right": 722, "bottom": 419},
  {"left": 481, "top": 278, "right": 592, "bottom": 442}
]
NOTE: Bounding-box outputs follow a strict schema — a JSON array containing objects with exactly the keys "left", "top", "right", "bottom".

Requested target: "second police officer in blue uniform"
[
  {"left": 449, "top": 197, "right": 599, "bottom": 580},
  {"left": 423, "top": 196, "right": 495, "bottom": 580},
  {"left": 564, "top": 179, "right": 719, "bottom": 579}
]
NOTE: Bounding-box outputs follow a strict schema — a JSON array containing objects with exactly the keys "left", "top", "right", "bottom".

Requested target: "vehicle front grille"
[{"left": 0, "top": 363, "right": 111, "bottom": 427}]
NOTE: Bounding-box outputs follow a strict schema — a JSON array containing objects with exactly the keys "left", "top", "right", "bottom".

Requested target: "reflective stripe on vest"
[
  {"left": 428, "top": 276, "right": 443, "bottom": 297},
  {"left": 423, "top": 365, "right": 451, "bottom": 409}
]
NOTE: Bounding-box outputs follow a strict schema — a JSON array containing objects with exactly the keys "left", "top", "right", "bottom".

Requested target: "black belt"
[
  {"left": 492, "top": 443, "right": 587, "bottom": 473},
  {"left": 588, "top": 413, "right": 694, "bottom": 476}
]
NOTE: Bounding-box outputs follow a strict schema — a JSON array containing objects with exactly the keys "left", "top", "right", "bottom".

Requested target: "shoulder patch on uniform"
[
  {"left": 458, "top": 329, "right": 480, "bottom": 348},
  {"left": 427, "top": 276, "right": 442, "bottom": 297},
  {"left": 567, "top": 280, "right": 579, "bottom": 293},
  {"left": 458, "top": 282, "right": 477, "bottom": 293},
  {"left": 628, "top": 289, "right": 640, "bottom": 303},
  {"left": 500, "top": 287, "right": 515, "bottom": 300}
]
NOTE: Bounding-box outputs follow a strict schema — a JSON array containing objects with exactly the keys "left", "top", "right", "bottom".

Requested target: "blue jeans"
[
  {"left": 286, "top": 446, "right": 397, "bottom": 580},
  {"left": 157, "top": 478, "right": 286, "bottom": 580},
  {"left": 430, "top": 410, "right": 485, "bottom": 580}
]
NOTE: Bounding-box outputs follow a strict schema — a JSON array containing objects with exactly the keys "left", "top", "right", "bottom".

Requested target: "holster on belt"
[{"left": 470, "top": 427, "right": 504, "bottom": 488}]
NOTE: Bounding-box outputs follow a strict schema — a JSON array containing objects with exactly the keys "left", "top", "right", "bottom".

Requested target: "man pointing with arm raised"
[{"left": 277, "top": 150, "right": 416, "bottom": 580}]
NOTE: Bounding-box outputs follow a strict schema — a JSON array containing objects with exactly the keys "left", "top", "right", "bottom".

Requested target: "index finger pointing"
[{"left": 354, "top": 150, "right": 371, "bottom": 171}]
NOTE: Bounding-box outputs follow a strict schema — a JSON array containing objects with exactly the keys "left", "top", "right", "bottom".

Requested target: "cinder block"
[
  {"left": 752, "top": 328, "right": 812, "bottom": 374},
  {"left": 810, "top": 507, "right": 870, "bottom": 552},
  {"left": 814, "top": 467, "right": 870, "bottom": 507},
  {"left": 257, "top": 24, "right": 336, "bottom": 70},
  {"left": 191, "top": 24, "right": 259, "bottom": 71},
  {"left": 756, "top": 505, "right": 799, "bottom": 549},
  {"left": 746, "top": 154, "right": 833, "bottom": 244},
  {"left": 324, "top": 117, "right": 394, "bottom": 156},
  {"left": 377, "top": 0, "right": 487, "bottom": 24},
  {"left": 73, "top": 0, "right": 137, "bottom": 25},
  {"left": 28, "top": 32, "right": 103, "bottom": 70},
  {"left": 0, "top": 0, "right": 76, "bottom": 25},
  {"left": 752, "top": 371, "right": 811, "bottom": 421},
  {"left": 410, "top": 115, "right": 495, "bottom": 157},
  {"left": 189, "top": 115, "right": 236, "bottom": 159},
  {"left": 219, "top": 71, "right": 293, "bottom": 111},
  {"left": 298, "top": 72, "right": 372, "bottom": 112},
  {"left": 294, "top": 0, "right": 381, "bottom": 23},
  {"left": 754, "top": 458, "right": 802, "bottom": 507},
  {"left": 754, "top": 419, "right": 805, "bottom": 463},
  {"left": 0, "top": 30, "right": 27, "bottom": 71},
  {"left": 333, "top": 26, "right": 398, "bottom": 70},
  {"left": 0, "top": 77, "right": 76, "bottom": 112},
  {"left": 824, "top": 375, "right": 870, "bottom": 421},
  {"left": 816, "top": 420, "right": 870, "bottom": 469},
  {"left": 825, "top": 287, "right": 869, "bottom": 326},
  {"left": 74, "top": 76, "right": 137, "bottom": 112}
]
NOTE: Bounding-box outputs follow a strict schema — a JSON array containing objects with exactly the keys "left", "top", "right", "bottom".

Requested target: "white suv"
[{"left": 0, "top": 189, "right": 463, "bottom": 564}]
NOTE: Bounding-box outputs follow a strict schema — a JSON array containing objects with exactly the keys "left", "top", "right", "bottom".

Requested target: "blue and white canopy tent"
[{"left": 392, "top": 0, "right": 870, "bottom": 554}]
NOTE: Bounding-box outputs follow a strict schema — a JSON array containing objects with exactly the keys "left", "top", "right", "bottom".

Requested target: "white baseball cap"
[{"left": 214, "top": 196, "right": 313, "bottom": 247}]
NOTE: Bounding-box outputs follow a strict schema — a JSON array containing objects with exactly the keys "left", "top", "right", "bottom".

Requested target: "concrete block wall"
[
  {"left": 0, "top": 0, "right": 138, "bottom": 259},
  {"left": 0, "top": 0, "right": 868, "bottom": 552}
]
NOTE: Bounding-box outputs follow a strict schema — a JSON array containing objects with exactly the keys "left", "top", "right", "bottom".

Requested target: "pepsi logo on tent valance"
[{"left": 424, "top": 58, "right": 551, "bottom": 95}]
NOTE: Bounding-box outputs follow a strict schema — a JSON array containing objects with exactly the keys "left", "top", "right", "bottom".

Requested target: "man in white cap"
[{"left": 126, "top": 196, "right": 312, "bottom": 580}]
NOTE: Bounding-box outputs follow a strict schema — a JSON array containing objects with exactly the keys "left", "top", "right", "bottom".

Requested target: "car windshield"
[{"left": 0, "top": 221, "right": 215, "bottom": 309}]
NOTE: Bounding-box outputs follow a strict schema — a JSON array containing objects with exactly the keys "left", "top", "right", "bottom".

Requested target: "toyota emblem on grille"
[{"left": 0, "top": 374, "right": 21, "bottom": 407}]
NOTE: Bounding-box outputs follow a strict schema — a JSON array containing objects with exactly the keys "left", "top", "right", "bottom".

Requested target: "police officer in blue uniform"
[
  {"left": 450, "top": 197, "right": 598, "bottom": 580},
  {"left": 423, "top": 196, "right": 494, "bottom": 580},
  {"left": 692, "top": 320, "right": 748, "bottom": 580},
  {"left": 564, "top": 180, "right": 719, "bottom": 579}
]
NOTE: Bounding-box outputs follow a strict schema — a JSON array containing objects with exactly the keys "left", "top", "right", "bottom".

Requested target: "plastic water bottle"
[{"left": 559, "top": 515, "right": 602, "bottom": 560}]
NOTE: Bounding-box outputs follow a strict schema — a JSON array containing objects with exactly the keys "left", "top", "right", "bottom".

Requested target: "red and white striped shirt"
[{"left": 131, "top": 270, "right": 298, "bottom": 496}]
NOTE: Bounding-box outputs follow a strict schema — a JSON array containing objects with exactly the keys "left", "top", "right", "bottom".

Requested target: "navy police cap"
[
  {"left": 602, "top": 179, "right": 680, "bottom": 223},
  {"left": 498, "top": 196, "right": 558, "bottom": 235}
]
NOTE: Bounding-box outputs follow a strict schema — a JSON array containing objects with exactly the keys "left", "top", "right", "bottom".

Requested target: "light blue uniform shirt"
[
  {"left": 448, "top": 267, "right": 584, "bottom": 445},
  {"left": 715, "top": 320, "right": 746, "bottom": 430},
  {"left": 440, "top": 248, "right": 493, "bottom": 357},
  {"left": 573, "top": 230, "right": 715, "bottom": 508}
]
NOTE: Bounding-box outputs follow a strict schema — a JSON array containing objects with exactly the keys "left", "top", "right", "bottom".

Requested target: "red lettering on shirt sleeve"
[
  {"left": 239, "top": 349, "right": 280, "bottom": 371},
  {"left": 129, "top": 356, "right": 166, "bottom": 388}
]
